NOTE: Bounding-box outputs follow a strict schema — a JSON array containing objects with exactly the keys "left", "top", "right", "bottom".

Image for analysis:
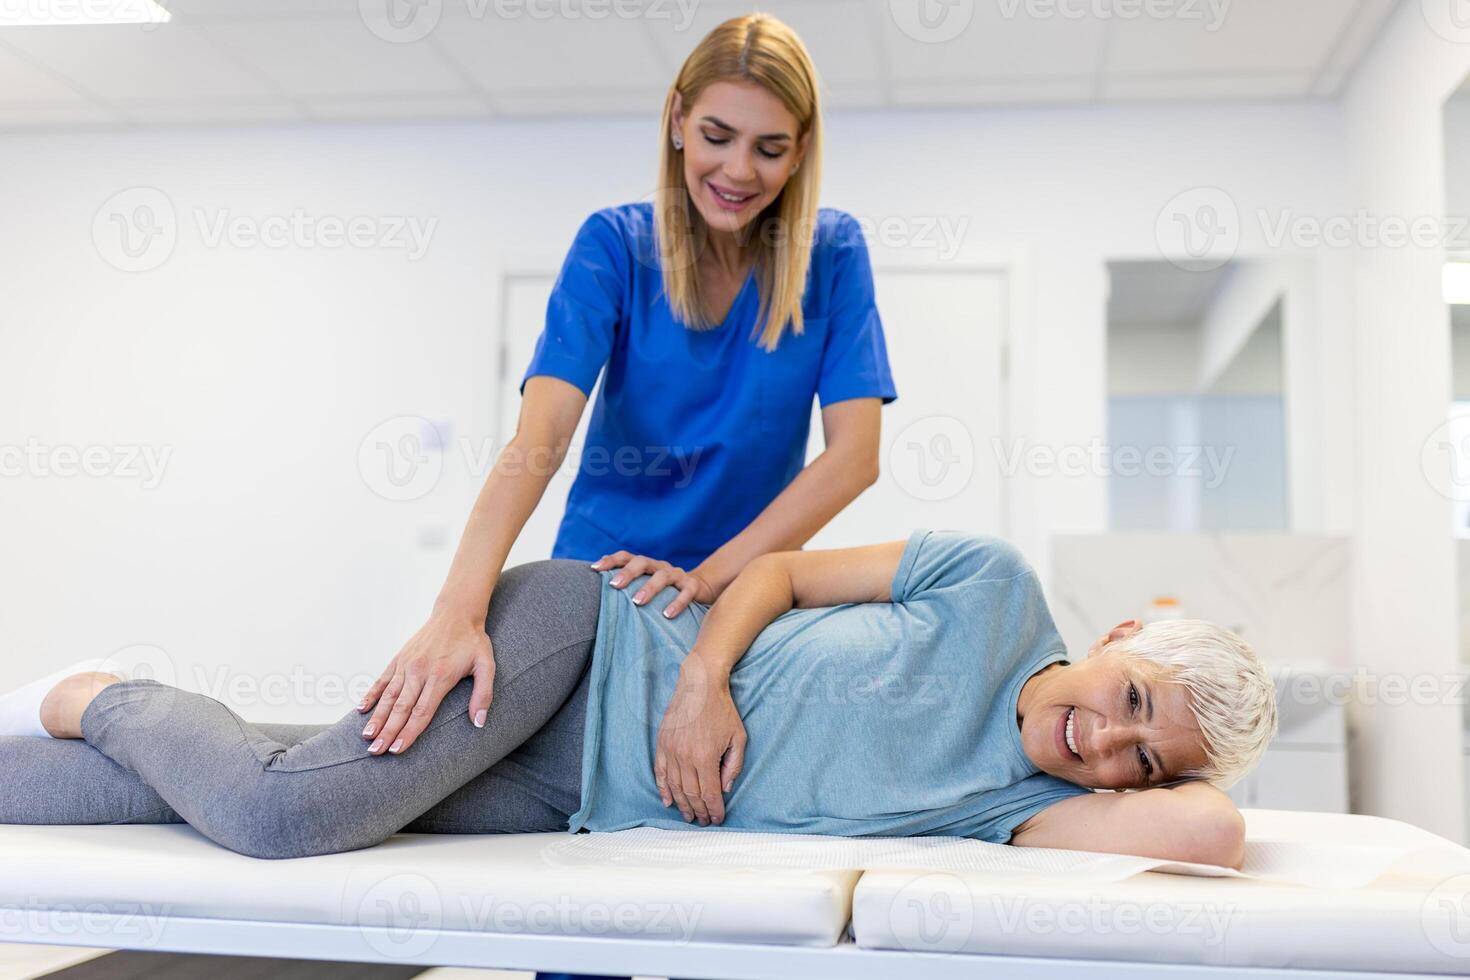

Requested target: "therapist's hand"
[
  {"left": 356, "top": 612, "right": 495, "bottom": 756},
  {"left": 593, "top": 551, "right": 716, "bottom": 617},
  {"left": 654, "top": 654, "right": 746, "bottom": 826}
]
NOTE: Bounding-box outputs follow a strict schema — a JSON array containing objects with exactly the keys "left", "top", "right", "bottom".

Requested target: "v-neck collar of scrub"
[{"left": 709, "top": 262, "right": 758, "bottom": 331}]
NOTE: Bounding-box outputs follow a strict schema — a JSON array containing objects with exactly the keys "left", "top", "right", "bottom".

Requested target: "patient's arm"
[
  {"left": 656, "top": 541, "right": 908, "bottom": 824},
  {"left": 682, "top": 540, "right": 908, "bottom": 677},
  {"left": 1009, "top": 780, "right": 1246, "bottom": 870}
]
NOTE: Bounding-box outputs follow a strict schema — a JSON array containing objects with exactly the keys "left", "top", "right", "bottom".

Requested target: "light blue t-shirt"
[{"left": 567, "top": 529, "right": 1093, "bottom": 843}]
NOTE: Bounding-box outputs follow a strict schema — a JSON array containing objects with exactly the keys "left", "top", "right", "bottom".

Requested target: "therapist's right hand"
[{"left": 356, "top": 613, "right": 495, "bottom": 756}]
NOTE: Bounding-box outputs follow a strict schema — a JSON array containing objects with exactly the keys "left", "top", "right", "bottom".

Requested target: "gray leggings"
[{"left": 0, "top": 559, "right": 603, "bottom": 859}]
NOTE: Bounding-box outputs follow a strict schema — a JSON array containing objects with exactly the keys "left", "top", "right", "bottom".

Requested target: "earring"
[
  {"left": 672, "top": 134, "right": 683, "bottom": 150},
  {"left": 792, "top": 162, "right": 800, "bottom": 174}
]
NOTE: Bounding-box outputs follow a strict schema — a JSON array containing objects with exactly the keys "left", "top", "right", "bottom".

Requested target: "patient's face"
[{"left": 1016, "top": 622, "right": 1209, "bottom": 790}]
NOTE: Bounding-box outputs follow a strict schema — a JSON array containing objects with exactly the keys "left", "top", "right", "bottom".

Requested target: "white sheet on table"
[{"left": 543, "top": 808, "right": 1470, "bottom": 890}]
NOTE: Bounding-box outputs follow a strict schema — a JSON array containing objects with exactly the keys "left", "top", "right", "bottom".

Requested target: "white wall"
[
  {"left": 1338, "top": 0, "right": 1470, "bottom": 841},
  {"left": 0, "top": 103, "right": 1348, "bottom": 720}
]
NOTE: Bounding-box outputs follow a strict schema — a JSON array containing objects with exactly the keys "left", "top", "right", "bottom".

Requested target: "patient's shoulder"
[{"left": 894, "top": 529, "right": 1038, "bottom": 602}]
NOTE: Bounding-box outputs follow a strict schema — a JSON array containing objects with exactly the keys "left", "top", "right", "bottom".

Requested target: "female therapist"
[
  {"left": 357, "top": 9, "right": 893, "bottom": 764},
  {"left": 356, "top": 12, "right": 895, "bottom": 763},
  {"left": 368, "top": 15, "right": 894, "bottom": 980}
]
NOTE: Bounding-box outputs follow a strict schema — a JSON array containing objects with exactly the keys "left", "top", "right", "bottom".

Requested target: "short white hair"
[{"left": 1106, "top": 619, "right": 1278, "bottom": 790}]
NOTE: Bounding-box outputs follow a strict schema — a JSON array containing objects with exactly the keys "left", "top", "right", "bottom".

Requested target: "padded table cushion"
[
  {"left": 0, "top": 825, "right": 857, "bottom": 947},
  {"left": 852, "top": 808, "right": 1470, "bottom": 974}
]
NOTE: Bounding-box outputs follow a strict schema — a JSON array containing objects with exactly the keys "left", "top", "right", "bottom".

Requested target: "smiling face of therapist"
[{"left": 669, "top": 79, "right": 809, "bottom": 244}]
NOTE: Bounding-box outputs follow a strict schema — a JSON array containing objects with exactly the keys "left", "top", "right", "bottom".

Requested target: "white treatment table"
[{"left": 2, "top": 809, "right": 1467, "bottom": 978}]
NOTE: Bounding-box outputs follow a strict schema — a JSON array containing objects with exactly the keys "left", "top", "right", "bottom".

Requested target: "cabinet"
[{"left": 1226, "top": 664, "right": 1348, "bottom": 812}]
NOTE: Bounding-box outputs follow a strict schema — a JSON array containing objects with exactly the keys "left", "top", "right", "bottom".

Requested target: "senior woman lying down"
[{"left": 0, "top": 529, "right": 1277, "bottom": 868}]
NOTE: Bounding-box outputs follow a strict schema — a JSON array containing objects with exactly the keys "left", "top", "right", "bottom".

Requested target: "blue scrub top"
[{"left": 521, "top": 202, "right": 898, "bottom": 570}]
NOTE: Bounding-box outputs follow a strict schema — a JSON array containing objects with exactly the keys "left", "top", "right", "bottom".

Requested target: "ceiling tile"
[
  {"left": 433, "top": 7, "right": 669, "bottom": 93},
  {"left": 0, "top": 40, "right": 84, "bottom": 101},
  {"left": 646, "top": 0, "right": 881, "bottom": 87},
  {"left": 1314, "top": 0, "right": 1397, "bottom": 92},
  {"left": 880, "top": 0, "right": 1108, "bottom": 82},
  {"left": 0, "top": 1, "right": 1409, "bottom": 128},
  {"left": 200, "top": 18, "right": 471, "bottom": 98},
  {"left": 168, "top": 0, "right": 362, "bottom": 19},
  {"left": 1, "top": 24, "right": 280, "bottom": 101},
  {"left": 1105, "top": 0, "right": 1351, "bottom": 76}
]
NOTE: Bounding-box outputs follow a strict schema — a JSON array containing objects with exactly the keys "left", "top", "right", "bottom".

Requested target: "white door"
[
  {"left": 498, "top": 273, "right": 596, "bottom": 568},
  {"left": 805, "top": 269, "right": 1009, "bottom": 550}
]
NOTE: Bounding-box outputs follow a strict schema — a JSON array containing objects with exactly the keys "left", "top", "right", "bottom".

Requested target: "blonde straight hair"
[{"left": 655, "top": 13, "right": 824, "bottom": 352}]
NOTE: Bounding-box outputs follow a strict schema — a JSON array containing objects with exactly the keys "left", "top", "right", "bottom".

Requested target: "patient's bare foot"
[{"left": 39, "top": 672, "right": 124, "bottom": 738}]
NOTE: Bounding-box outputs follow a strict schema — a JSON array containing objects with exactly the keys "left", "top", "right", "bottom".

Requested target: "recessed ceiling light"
[{"left": 2, "top": 0, "right": 170, "bottom": 26}]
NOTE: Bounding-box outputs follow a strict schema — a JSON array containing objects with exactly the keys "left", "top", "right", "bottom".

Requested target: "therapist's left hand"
[{"left": 592, "top": 551, "right": 716, "bottom": 617}]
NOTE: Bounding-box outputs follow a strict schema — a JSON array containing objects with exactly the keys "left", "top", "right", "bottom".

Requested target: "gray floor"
[
  {"left": 0, "top": 947, "right": 667, "bottom": 980},
  {"left": 36, "top": 951, "right": 425, "bottom": 979},
  {"left": 0, "top": 947, "right": 539, "bottom": 980}
]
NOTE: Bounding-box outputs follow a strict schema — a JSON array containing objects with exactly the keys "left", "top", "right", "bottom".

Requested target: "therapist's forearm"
[
  {"left": 694, "top": 443, "right": 879, "bottom": 595},
  {"left": 431, "top": 432, "right": 570, "bottom": 623}
]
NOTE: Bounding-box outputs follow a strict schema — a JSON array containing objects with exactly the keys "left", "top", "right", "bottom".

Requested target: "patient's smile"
[
  {"left": 1019, "top": 648, "right": 1209, "bottom": 790},
  {"left": 1062, "top": 706, "right": 1082, "bottom": 761}
]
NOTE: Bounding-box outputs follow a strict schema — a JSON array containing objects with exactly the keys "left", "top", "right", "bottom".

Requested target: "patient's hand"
[
  {"left": 593, "top": 551, "right": 716, "bottom": 618},
  {"left": 654, "top": 654, "right": 746, "bottom": 826},
  {"left": 356, "top": 612, "right": 495, "bottom": 756}
]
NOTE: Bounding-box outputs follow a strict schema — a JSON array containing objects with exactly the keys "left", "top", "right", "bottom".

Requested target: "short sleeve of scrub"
[
  {"left": 520, "top": 211, "right": 627, "bottom": 397},
  {"left": 815, "top": 213, "right": 898, "bottom": 408}
]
